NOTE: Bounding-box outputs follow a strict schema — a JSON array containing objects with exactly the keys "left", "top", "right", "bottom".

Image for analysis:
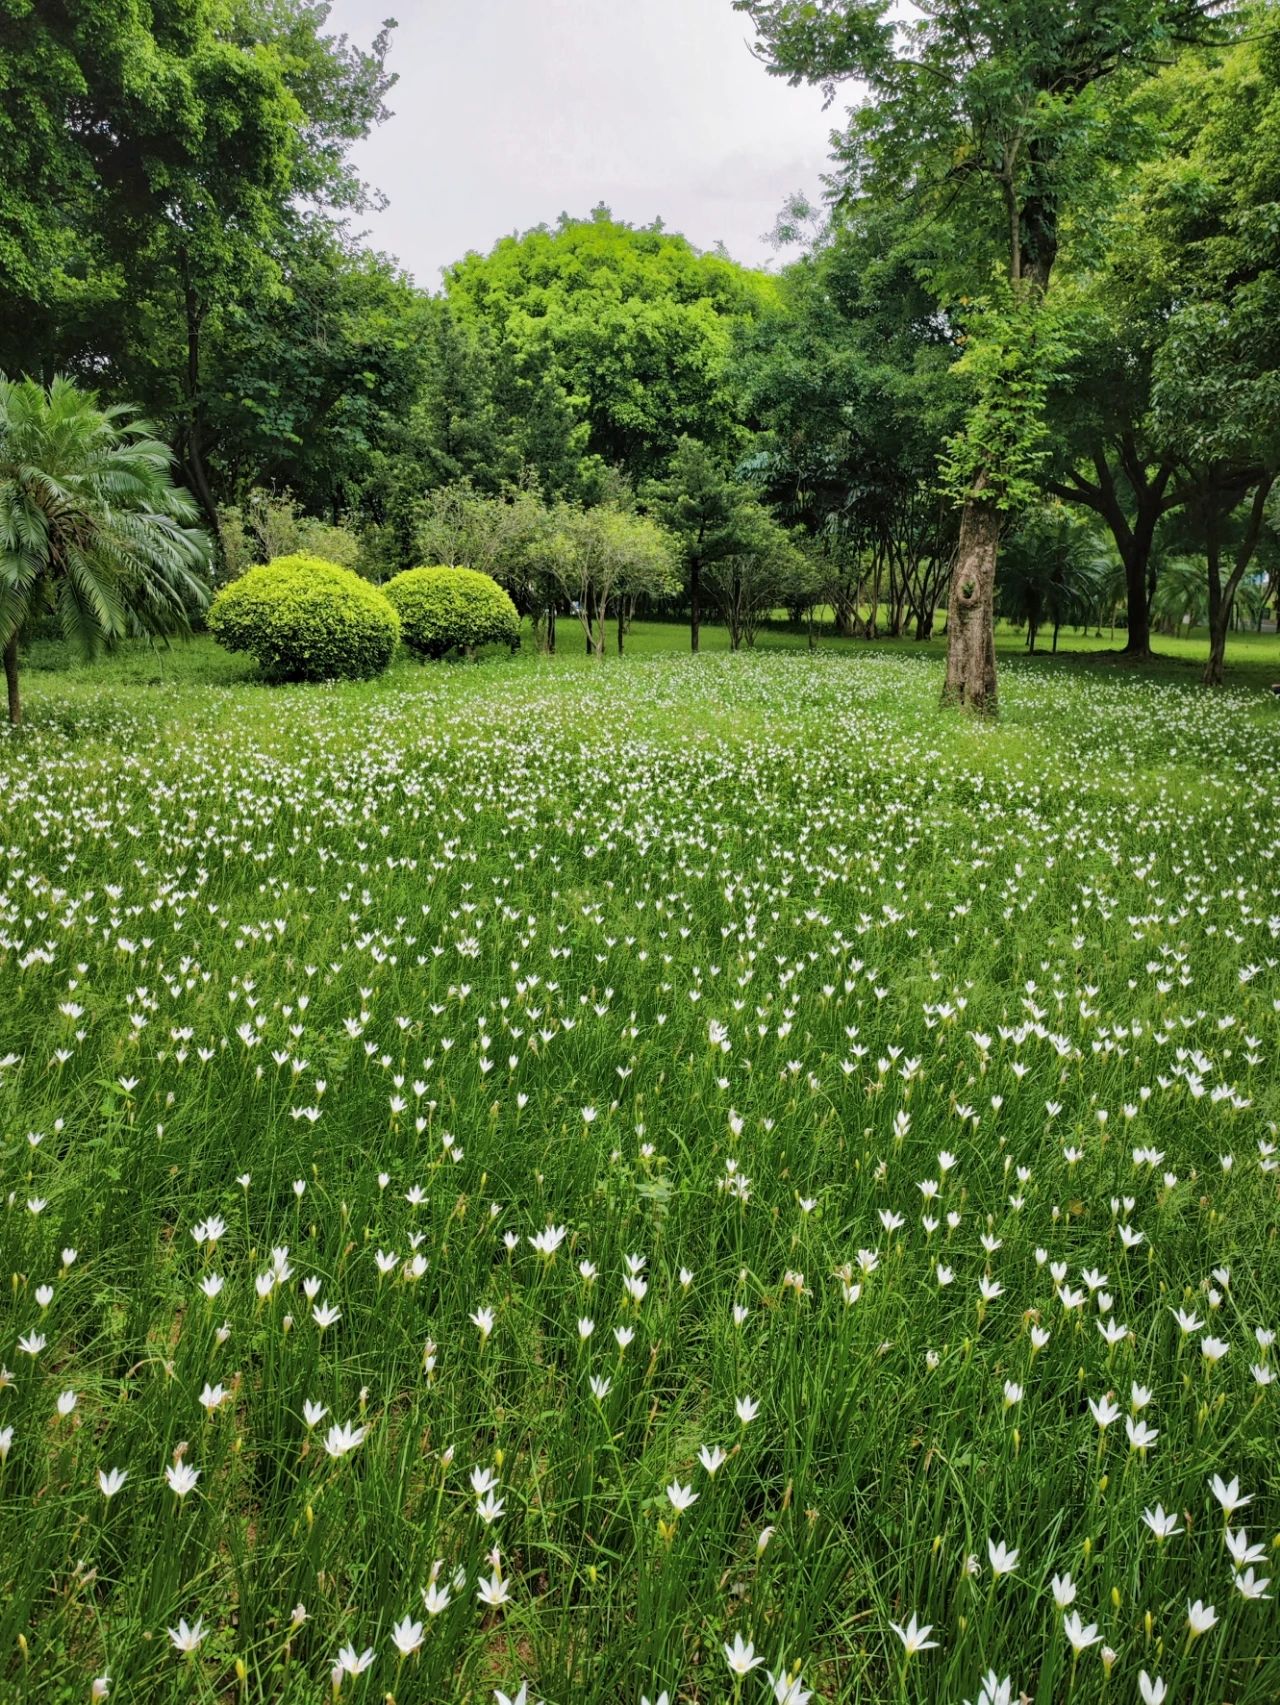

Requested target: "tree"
[
  {"left": 445, "top": 210, "right": 777, "bottom": 481},
  {"left": 413, "top": 482, "right": 565, "bottom": 645},
  {"left": 731, "top": 207, "right": 962, "bottom": 641},
  {"left": 0, "top": 376, "right": 212, "bottom": 724},
  {"left": 702, "top": 512, "right": 809, "bottom": 651},
  {"left": 545, "top": 504, "right": 679, "bottom": 659},
  {"left": 645, "top": 438, "right": 769, "bottom": 651},
  {"left": 997, "top": 503, "right": 1114, "bottom": 653},
  {"left": 736, "top": 0, "right": 1242, "bottom": 709},
  {"left": 0, "top": 2, "right": 397, "bottom": 534},
  {"left": 1134, "top": 24, "right": 1280, "bottom": 684}
]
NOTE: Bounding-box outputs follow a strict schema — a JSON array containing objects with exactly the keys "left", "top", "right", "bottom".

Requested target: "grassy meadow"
[{"left": 1, "top": 627, "right": 1278, "bottom": 1704}]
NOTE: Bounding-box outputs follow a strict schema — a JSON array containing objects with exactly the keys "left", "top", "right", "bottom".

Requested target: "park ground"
[{"left": 0, "top": 628, "right": 1277, "bottom": 1704}]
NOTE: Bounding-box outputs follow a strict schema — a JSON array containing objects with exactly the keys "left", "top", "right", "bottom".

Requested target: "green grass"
[{"left": 1, "top": 630, "right": 1277, "bottom": 1704}]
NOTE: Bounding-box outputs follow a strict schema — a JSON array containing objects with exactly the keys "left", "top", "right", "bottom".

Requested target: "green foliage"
[
  {"left": 445, "top": 210, "right": 778, "bottom": 478},
  {"left": 736, "top": 1, "right": 1240, "bottom": 295},
  {"left": 218, "top": 488, "right": 362, "bottom": 580},
  {"left": 383, "top": 565, "right": 520, "bottom": 660},
  {"left": 0, "top": 1, "right": 397, "bottom": 525},
  {"left": 207, "top": 553, "right": 398, "bottom": 681},
  {"left": 940, "top": 289, "right": 1073, "bottom": 512},
  {"left": 0, "top": 374, "right": 212, "bottom": 719},
  {"left": 996, "top": 503, "right": 1119, "bottom": 645}
]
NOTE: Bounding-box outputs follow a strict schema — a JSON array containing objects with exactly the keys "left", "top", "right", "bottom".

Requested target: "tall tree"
[
  {"left": 445, "top": 208, "right": 778, "bottom": 481},
  {"left": 0, "top": 2, "right": 396, "bottom": 533},
  {"left": 735, "top": 0, "right": 1241, "bottom": 709},
  {"left": 1137, "top": 21, "right": 1280, "bottom": 683},
  {"left": 731, "top": 207, "right": 962, "bottom": 641}
]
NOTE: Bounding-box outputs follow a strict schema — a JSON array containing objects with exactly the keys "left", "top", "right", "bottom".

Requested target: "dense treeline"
[{"left": 2, "top": 0, "right": 1279, "bottom": 699}]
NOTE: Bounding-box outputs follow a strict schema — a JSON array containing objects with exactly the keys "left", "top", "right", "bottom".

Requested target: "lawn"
[{"left": 1, "top": 633, "right": 1277, "bottom": 1704}]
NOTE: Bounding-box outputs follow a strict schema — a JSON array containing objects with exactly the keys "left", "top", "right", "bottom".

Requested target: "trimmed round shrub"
[
  {"left": 208, "top": 555, "right": 400, "bottom": 682},
  {"left": 384, "top": 565, "right": 520, "bottom": 660}
]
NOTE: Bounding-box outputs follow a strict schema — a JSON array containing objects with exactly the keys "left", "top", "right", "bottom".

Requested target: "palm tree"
[
  {"left": 0, "top": 375, "right": 212, "bottom": 724},
  {"left": 997, "top": 505, "right": 1112, "bottom": 654}
]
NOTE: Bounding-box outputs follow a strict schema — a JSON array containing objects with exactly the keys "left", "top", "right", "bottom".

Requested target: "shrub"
[
  {"left": 217, "top": 489, "right": 362, "bottom": 579},
  {"left": 384, "top": 565, "right": 520, "bottom": 659},
  {"left": 207, "top": 554, "right": 400, "bottom": 681}
]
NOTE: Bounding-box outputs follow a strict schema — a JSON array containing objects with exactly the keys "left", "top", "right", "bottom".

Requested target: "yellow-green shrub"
[
  {"left": 383, "top": 565, "right": 520, "bottom": 659},
  {"left": 208, "top": 555, "right": 399, "bottom": 681}
]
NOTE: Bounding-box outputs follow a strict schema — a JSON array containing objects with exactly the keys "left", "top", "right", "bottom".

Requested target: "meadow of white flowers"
[{"left": 0, "top": 649, "right": 1276, "bottom": 1703}]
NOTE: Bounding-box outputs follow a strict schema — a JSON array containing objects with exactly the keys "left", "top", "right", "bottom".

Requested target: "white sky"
[{"left": 323, "top": 0, "right": 841, "bottom": 287}]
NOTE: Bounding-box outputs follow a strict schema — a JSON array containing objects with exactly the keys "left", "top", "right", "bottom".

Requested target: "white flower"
[
  {"left": 735, "top": 1394, "right": 760, "bottom": 1425},
  {"left": 1234, "top": 1567, "right": 1271, "bottom": 1600},
  {"left": 889, "top": 1614, "right": 938, "bottom": 1656},
  {"left": 422, "top": 1582, "right": 451, "bottom": 1615},
  {"left": 987, "top": 1537, "right": 1019, "bottom": 1577},
  {"left": 98, "top": 1467, "right": 128, "bottom": 1498},
  {"left": 165, "top": 1461, "right": 200, "bottom": 1498},
  {"left": 495, "top": 1685, "right": 537, "bottom": 1705},
  {"left": 1141, "top": 1505, "right": 1180, "bottom": 1539},
  {"left": 1209, "top": 1474, "right": 1251, "bottom": 1516},
  {"left": 390, "top": 1616, "right": 423, "bottom": 1656},
  {"left": 1051, "top": 1572, "right": 1076, "bottom": 1609},
  {"left": 965, "top": 1674, "right": 1013, "bottom": 1705},
  {"left": 167, "top": 1617, "right": 205, "bottom": 1653},
  {"left": 1186, "top": 1599, "right": 1218, "bottom": 1636},
  {"left": 767, "top": 1669, "right": 813, "bottom": 1705},
  {"left": 323, "top": 1421, "right": 366, "bottom": 1459},
  {"left": 476, "top": 1490, "right": 506, "bottom": 1524},
  {"left": 698, "top": 1444, "right": 727, "bottom": 1476},
  {"left": 476, "top": 1571, "right": 511, "bottom": 1607},
  {"left": 723, "top": 1632, "right": 764, "bottom": 1676},
  {"left": 1138, "top": 1673, "right": 1167, "bottom": 1705},
  {"left": 303, "top": 1399, "right": 328, "bottom": 1427},
  {"left": 332, "top": 1643, "right": 375, "bottom": 1679},
  {"left": 1126, "top": 1415, "right": 1159, "bottom": 1452},
  {"left": 1062, "top": 1611, "right": 1100, "bottom": 1654},
  {"left": 470, "top": 1306, "right": 495, "bottom": 1341},
  {"left": 666, "top": 1480, "right": 698, "bottom": 1513}
]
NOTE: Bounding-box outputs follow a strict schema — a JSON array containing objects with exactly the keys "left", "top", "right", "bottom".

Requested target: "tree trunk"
[
  {"left": 1121, "top": 541, "right": 1152, "bottom": 657},
  {"left": 3, "top": 634, "right": 20, "bottom": 727},
  {"left": 941, "top": 489, "right": 1000, "bottom": 713},
  {"left": 547, "top": 604, "right": 556, "bottom": 655},
  {"left": 690, "top": 559, "right": 701, "bottom": 654},
  {"left": 1203, "top": 474, "right": 1274, "bottom": 687},
  {"left": 178, "top": 248, "right": 221, "bottom": 540},
  {"left": 617, "top": 599, "right": 625, "bottom": 656}
]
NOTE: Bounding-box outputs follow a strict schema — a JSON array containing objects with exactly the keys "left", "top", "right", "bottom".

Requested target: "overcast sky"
[{"left": 323, "top": 0, "right": 842, "bottom": 288}]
